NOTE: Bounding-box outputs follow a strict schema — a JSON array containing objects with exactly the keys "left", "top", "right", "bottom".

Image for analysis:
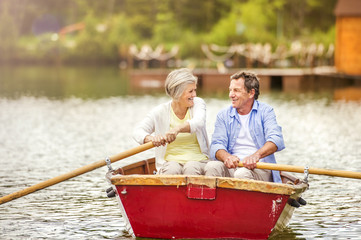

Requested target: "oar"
[
  {"left": 0, "top": 142, "right": 154, "bottom": 205},
  {"left": 238, "top": 162, "right": 361, "bottom": 179}
]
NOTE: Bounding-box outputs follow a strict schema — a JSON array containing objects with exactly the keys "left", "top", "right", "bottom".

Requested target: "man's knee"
[
  {"left": 234, "top": 168, "right": 272, "bottom": 182},
  {"left": 234, "top": 168, "right": 253, "bottom": 179},
  {"left": 205, "top": 161, "right": 227, "bottom": 177}
]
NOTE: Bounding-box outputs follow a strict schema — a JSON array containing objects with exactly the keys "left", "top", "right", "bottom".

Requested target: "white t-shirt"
[{"left": 232, "top": 112, "right": 258, "bottom": 161}]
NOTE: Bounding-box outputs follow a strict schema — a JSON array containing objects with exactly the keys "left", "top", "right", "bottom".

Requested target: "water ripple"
[{"left": 1, "top": 95, "right": 361, "bottom": 239}]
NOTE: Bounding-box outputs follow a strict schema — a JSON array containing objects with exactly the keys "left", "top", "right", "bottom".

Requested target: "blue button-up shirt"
[{"left": 210, "top": 100, "right": 285, "bottom": 183}]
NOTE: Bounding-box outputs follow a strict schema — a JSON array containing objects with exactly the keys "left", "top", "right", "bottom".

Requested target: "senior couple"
[{"left": 133, "top": 68, "right": 284, "bottom": 183}]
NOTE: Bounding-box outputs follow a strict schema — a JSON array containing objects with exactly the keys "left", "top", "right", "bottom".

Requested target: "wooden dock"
[{"left": 129, "top": 67, "right": 361, "bottom": 98}]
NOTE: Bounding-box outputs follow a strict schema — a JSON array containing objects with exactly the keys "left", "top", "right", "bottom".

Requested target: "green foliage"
[
  {"left": 178, "top": 31, "right": 205, "bottom": 59},
  {"left": 310, "top": 26, "right": 336, "bottom": 46},
  {"left": 205, "top": 0, "right": 285, "bottom": 45},
  {"left": 123, "top": 0, "right": 158, "bottom": 39},
  {"left": 65, "top": 13, "right": 136, "bottom": 62},
  {"left": 107, "top": 14, "right": 137, "bottom": 53},
  {"left": 171, "top": 0, "right": 231, "bottom": 33},
  {"left": 205, "top": 12, "right": 239, "bottom": 45},
  {"left": 281, "top": 0, "right": 337, "bottom": 41},
  {"left": 237, "top": 0, "right": 278, "bottom": 43},
  {"left": 67, "top": 13, "right": 104, "bottom": 61},
  {"left": 20, "top": 34, "right": 62, "bottom": 61},
  {"left": 152, "top": 12, "right": 181, "bottom": 44},
  {"left": 0, "top": 0, "right": 337, "bottom": 64}
]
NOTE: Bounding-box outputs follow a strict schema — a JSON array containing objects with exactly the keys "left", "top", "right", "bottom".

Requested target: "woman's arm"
[
  {"left": 133, "top": 113, "right": 155, "bottom": 145},
  {"left": 133, "top": 103, "right": 169, "bottom": 146},
  {"left": 164, "top": 122, "right": 190, "bottom": 143}
]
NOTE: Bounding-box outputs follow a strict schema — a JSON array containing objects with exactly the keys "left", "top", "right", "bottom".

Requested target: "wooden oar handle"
[
  {"left": 0, "top": 142, "right": 155, "bottom": 205},
  {"left": 238, "top": 162, "right": 361, "bottom": 179},
  {"left": 109, "top": 141, "right": 154, "bottom": 163}
]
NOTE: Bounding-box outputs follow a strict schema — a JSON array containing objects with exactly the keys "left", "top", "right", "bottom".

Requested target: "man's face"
[{"left": 229, "top": 78, "right": 253, "bottom": 110}]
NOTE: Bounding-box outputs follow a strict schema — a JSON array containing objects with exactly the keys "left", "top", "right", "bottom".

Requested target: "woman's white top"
[{"left": 133, "top": 97, "right": 210, "bottom": 171}]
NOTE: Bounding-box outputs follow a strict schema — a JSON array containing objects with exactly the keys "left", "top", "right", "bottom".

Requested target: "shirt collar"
[
  {"left": 252, "top": 100, "right": 259, "bottom": 111},
  {"left": 230, "top": 100, "right": 258, "bottom": 117}
]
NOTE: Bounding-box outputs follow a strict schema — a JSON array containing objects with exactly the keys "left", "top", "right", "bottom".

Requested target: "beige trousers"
[
  {"left": 158, "top": 160, "right": 209, "bottom": 175},
  {"left": 205, "top": 161, "right": 273, "bottom": 182}
]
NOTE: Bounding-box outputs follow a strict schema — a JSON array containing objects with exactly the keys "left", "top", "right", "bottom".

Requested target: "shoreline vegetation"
[{"left": 0, "top": 0, "right": 337, "bottom": 69}]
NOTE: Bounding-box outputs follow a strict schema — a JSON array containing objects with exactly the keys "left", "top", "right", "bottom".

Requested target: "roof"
[{"left": 334, "top": 0, "right": 361, "bottom": 16}]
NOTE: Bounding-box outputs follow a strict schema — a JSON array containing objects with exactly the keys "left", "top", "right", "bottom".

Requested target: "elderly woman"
[{"left": 133, "top": 68, "right": 209, "bottom": 175}]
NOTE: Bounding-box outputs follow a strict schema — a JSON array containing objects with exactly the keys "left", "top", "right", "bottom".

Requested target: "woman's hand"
[
  {"left": 165, "top": 127, "right": 179, "bottom": 144},
  {"left": 144, "top": 135, "right": 167, "bottom": 147}
]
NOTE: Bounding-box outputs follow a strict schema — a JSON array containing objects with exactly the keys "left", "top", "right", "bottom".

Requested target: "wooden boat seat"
[{"left": 112, "top": 158, "right": 156, "bottom": 176}]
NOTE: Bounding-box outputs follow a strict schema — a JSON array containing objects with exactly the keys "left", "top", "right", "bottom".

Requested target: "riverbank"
[{"left": 130, "top": 66, "right": 361, "bottom": 100}]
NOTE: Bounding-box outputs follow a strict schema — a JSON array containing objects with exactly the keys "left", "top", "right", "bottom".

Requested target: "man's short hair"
[{"left": 230, "top": 71, "right": 260, "bottom": 100}]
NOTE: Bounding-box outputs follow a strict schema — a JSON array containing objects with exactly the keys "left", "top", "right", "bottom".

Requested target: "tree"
[{"left": 0, "top": 0, "right": 18, "bottom": 62}]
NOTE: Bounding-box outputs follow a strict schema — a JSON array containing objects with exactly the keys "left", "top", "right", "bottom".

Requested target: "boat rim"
[{"left": 109, "top": 174, "right": 308, "bottom": 196}]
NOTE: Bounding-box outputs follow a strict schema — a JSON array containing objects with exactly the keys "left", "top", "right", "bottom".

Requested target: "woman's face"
[{"left": 178, "top": 83, "right": 197, "bottom": 108}]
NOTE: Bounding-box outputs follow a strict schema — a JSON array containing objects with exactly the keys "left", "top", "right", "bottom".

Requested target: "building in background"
[{"left": 334, "top": 0, "right": 361, "bottom": 76}]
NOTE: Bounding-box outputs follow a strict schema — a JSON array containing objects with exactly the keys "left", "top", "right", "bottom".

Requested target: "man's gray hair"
[
  {"left": 165, "top": 68, "right": 198, "bottom": 100},
  {"left": 230, "top": 71, "right": 260, "bottom": 100}
]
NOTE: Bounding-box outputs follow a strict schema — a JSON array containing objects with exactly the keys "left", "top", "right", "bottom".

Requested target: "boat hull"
[
  {"left": 107, "top": 159, "right": 307, "bottom": 239},
  {"left": 116, "top": 184, "right": 289, "bottom": 239}
]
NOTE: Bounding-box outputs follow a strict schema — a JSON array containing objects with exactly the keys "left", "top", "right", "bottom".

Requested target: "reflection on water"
[
  {"left": 0, "top": 66, "right": 361, "bottom": 239},
  {"left": 0, "top": 65, "right": 130, "bottom": 99}
]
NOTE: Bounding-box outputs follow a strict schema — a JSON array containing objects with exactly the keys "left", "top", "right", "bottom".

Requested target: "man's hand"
[
  {"left": 242, "top": 152, "right": 261, "bottom": 170},
  {"left": 224, "top": 155, "right": 240, "bottom": 168}
]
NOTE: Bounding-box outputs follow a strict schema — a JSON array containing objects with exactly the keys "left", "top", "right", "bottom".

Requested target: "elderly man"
[{"left": 205, "top": 71, "right": 284, "bottom": 183}]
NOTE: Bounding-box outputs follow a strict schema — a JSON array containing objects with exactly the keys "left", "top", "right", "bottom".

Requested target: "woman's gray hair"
[{"left": 165, "top": 68, "right": 198, "bottom": 100}]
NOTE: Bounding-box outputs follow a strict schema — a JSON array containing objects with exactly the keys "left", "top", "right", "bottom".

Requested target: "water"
[{"left": 1, "top": 66, "right": 361, "bottom": 239}]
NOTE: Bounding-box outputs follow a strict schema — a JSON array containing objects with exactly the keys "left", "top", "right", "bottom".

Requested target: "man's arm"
[
  {"left": 210, "top": 109, "right": 231, "bottom": 160},
  {"left": 263, "top": 107, "right": 285, "bottom": 152},
  {"left": 215, "top": 149, "right": 240, "bottom": 169}
]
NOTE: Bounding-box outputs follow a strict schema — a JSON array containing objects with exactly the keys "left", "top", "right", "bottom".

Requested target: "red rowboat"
[{"left": 106, "top": 158, "right": 308, "bottom": 239}]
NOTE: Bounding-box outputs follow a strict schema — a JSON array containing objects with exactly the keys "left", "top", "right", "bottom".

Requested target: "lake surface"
[{"left": 1, "top": 65, "right": 361, "bottom": 239}]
